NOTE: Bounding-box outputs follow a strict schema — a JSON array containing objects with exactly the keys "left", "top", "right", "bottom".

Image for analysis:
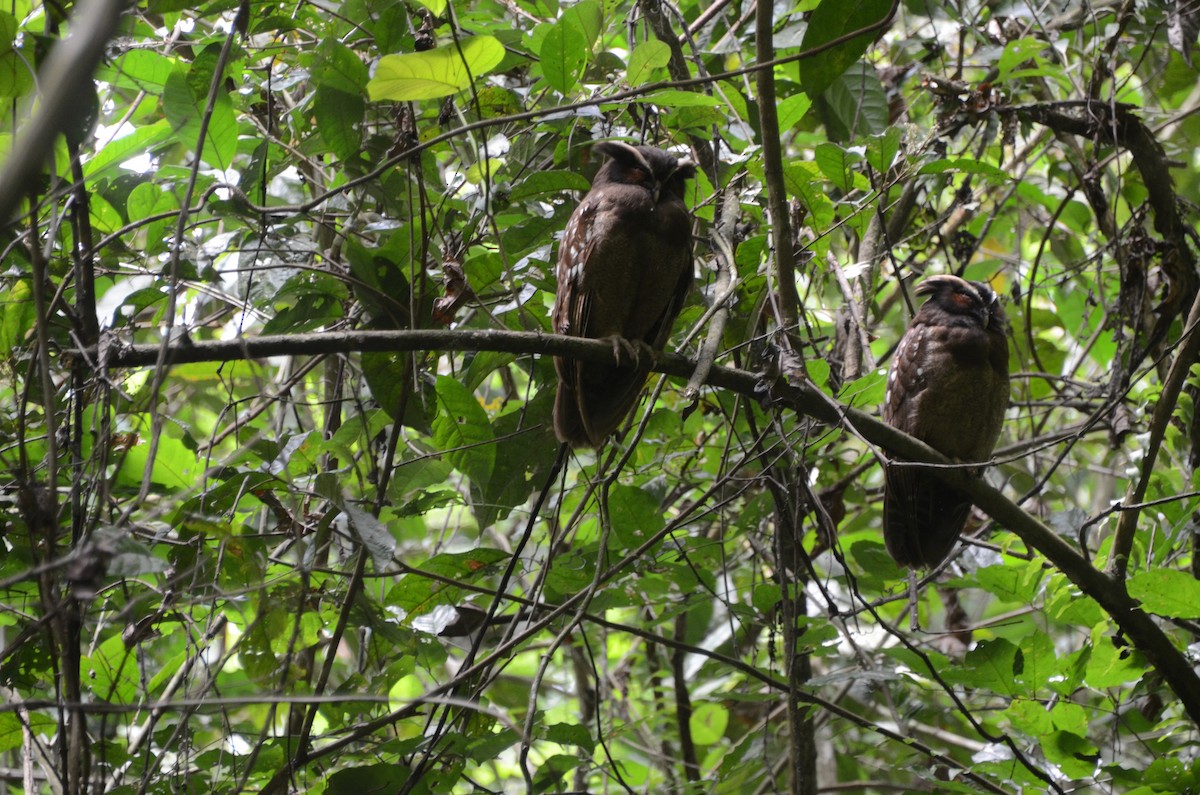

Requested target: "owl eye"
[{"left": 948, "top": 291, "right": 977, "bottom": 310}]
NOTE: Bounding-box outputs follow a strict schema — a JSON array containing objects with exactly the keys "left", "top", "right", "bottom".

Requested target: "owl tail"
[
  {"left": 883, "top": 466, "right": 973, "bottom": 568},
  {"left": 553, "top": 363, "right": 648, "bottom": 448}
]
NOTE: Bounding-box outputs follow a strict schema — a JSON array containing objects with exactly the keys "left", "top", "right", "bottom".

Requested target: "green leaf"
[
  {"left": 642, "top": 89, "right": 721, "bottom": 108},
  {"left": 777, "top": 93, "right": 813, "bottom": 131},
  {"left": 473, "top": 390, "right": 557, "bottom": 528},
  {"left": 1040, "top": 731, "right": 1099, "bottom": 780},
  {"left": 412, "top": 0, "right": 446, "bottom": 15},
  {"left": 866, "top": 126, "right": 902, "bottom": 172},
  {"left": 98, "top": 49, "right": 174, "bottom": 93},
  {"left": 0, "top": 48, "right": 33, "bottom": 98},
  {"left": 945, "top": 638, "right": 1021, "bottom": 696},
  {"left": 368, "top": 36, "right": 505, "bottom": 101},
  {"left": 1084, "top": 627, "right": 1145, "bottom": 688},
  {"left": 627, "top": 40, "right": 670, "bottom": 85},
  {"left": 1128, "top": 568, "right": 1200, "bottom": 618},
  {"left": 162, "top": 67, "right": 237, "bottom": 169},
  {"left": 996, "top": 37, "right": 1052, "bottom": 84},
  {"left": 814, "top": 142, "right": 860, "bottom": 191},
  {"left": 313, "top": 39, "right": 369, "bottom": 94},
  {"left": 822, "top": 63, "right": 889, "bottom": 138},
  {"left": 83, "top": 119, "right": 175, "bottom": 179},
  {"left": 539, "top": 22, "right": 587, "bottom": 94},
  {"left": 509, "top": 169, "right": 592, "bottom": 201},
  {"left": 608, "top": 485, "right": 665, "bottom": 551},
  {"left": 953, "top": 560, "right": 1043, "bottom": 602},
  {"left": 432, "top": 376, "right": 496, "bottom": 488},
  {"left": 560, "top": 0, "right": 602, "bottom": 47},
  {"left": 799, "top": 0, "right": 894, "bottom": 98},
  {"left": 314, "top": 85, "right": 365, "bottom": 160},
  {"left": 0, "top": 278, "right": 35, "bottom": 356},
  {"left": 689, "top": 702, "right": 729, "bottom": 745},
  {"left": 544, "top": 722, "right": 595, "bottom": 749}
]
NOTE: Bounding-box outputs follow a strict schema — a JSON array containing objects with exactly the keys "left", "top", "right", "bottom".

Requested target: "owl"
[
  {"left": 882, "top": 274, "right": 1010, "bottom": 568},
  {"left": 552, "top": 142, "right": 696, "bottom": 448}
]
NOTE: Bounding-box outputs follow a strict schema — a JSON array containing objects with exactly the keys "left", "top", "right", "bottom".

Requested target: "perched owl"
[
  {"left": 882, "top": 275, "right": 1010, "bottom": 568},
  {"left": 552, "top": 141, "right": 696, "bottom": 448}
]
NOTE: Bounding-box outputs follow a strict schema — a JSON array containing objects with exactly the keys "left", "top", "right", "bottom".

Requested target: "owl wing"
[{"left": 882, "top": 318, "right": 973, "bottom": 568}]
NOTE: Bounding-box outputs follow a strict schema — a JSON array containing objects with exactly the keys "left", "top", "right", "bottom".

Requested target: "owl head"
[
  {"left": 915, "top": 274, "right": 1007, "bottom": 332},
  {"left": 592, "top": 141, "right": 696, "bottom": 204}
]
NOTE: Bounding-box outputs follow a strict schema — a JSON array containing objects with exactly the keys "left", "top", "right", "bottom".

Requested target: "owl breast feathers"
[
  {"left": 552, "top": 141, "right": 695, "bottom": 448},
  {"left": 882, "top": 274, "right": 1010, "bottom": 568}
]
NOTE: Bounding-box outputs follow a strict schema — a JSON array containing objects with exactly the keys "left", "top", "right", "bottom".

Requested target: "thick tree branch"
[
  {"left": 0, "top": 0, "right": 128, "bottom": 224},
  {"left": 84, "top": 327, "right": 1200, "bottom": 726},
  {"left": 754, "top": 1, "right": 800, "bottom": 333}
]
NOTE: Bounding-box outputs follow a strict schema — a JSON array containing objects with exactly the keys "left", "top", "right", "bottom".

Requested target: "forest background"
[{"left": 2, "top": 0, "right": 1200, "bottom": 792}]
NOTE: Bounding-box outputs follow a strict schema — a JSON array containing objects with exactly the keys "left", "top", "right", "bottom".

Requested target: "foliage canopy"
[{"left": 3, "top": 0, "right": 1200, "bottom": 792}]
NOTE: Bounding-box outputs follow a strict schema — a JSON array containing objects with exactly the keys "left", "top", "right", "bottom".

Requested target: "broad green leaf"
[
  {"left": 84, "top": 119, "right": 174, "bottom": 178},
  {"left": 387, "top": 549, "right": 509, "bottom": 616},
  {"left": 0, "top": 278, "right": 35, "bottom": 356},
  {"left": 1085, "top": 627, "right": 1145, "bottom": 688},
  {"left": 777, "top": 93, "right": 813, "bottom": 130},
  {"left": 561, "top": 0, "right": 602, "bottom": 46},
  {"left": 413, "top": 0, "right": 446, "bottom": 15},
  {"left": 814, "top": 142, "right": 860, "bottom": 191},
  {"left": 1128, "top": 568, "right": 1200, "bottom": 618},
  {"left": 778, "top": 159, "right": 836, "bottom": 229},
  {"left": 539, "top": 22, "right": 587, "bottom": 94},
  {"left": 608, "top": 484, "right": 665, "bottom": 551},
  {"left": 116, "top": 424, "right": 201, "bottom": 491},
  {"left": 0, "top": 48, "right": 33, "bottom": 97},
  {"left": 689, "top": 702, "right": 729, "bottom": 745},
  {"left": 432, "top": 375, "right": 496, "bottom": 488},
  {"left": 952, "top": 560, "right": 1043, "bottom": 602},
  {"left": 368, "top": 36, "right": 505, "bottom": 101},
  {"left": 799, "top": 0, "right": 894, "bottom": 98},
  {"left": 85, "top": 636, "right": 139, "bottom": 703},
  {"left": 866, "top": 126, "right": 902, "bottom": 172},
  {"left": 99, "top": 49, "right": 174, "bottom": 93},
  {"left": 823, "top": 64, "right": 889, "bottom": 138},
  {"left": 642, "top": 89, "right": 721, "bottom": 107},
  {"left": 627, "top": 40, "right": 670, "bottom": 85},
  {"left": 162, "top": 68, "right": 237, "bottom": 169},
  {"left": 315, "top": 85, "right": 365, "bottom": 160},
  {"left": 1041, "top": 731, "right": 1099, "bottom": 780},
  {"left": 544, "top": 723, "right": 594, "bottom": 749},
  {"left": 839, "top": 370, "right": 886, "bottom": 406},
  {"left": 314, "top": 39, "right": 369, "bottom": 94},
  {"left": 944, "top": 638, "right": 1021, "bottom": 696},
  {"left": 473, "top": 390, "right": 557, "bottom": 528},
  {"left": 510, "top": 169, "right": 591, "bottom": 201},
  {"left": 996, "top": 37, "right": 1052, "bottom": 84}
]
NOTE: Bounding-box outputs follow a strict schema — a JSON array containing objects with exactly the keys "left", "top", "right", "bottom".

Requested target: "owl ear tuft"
[
  {"left": 671, "top": 158, "right": 697, "bottom": 181},
  {"left": 592, "top": 141, "right": 653, "bottom": 173}
]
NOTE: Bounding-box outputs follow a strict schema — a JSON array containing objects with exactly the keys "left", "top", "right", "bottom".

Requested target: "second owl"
[
  {"left": 552, "top": 142, "right": 695, "bottom": 448},
  {"left": 882, "top": 274, "right": 1010, "bottom": 568}
]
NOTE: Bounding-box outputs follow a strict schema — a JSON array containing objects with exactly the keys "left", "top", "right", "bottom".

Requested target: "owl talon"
[{"left": 604, "top": 335, "right": 645, "bottom": 368}]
